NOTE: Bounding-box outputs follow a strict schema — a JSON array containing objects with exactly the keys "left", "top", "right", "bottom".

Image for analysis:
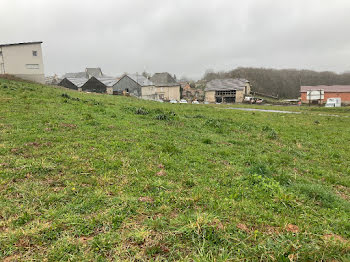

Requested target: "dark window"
[
  {"left": 125, "top": 88, "right": 129, "bottom": 93},
  {"left": 0, "top": 51, "right": 2, "bottom": 56},
  {"left": 32, "top": 51, "right": 37, "bottom": 56}
]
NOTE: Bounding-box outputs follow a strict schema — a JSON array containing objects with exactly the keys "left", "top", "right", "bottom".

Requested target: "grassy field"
[{"left": 0, "top": 79, "right": 349, "bottom": 261}]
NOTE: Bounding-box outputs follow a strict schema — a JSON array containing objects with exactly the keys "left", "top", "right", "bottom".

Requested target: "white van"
[{"left": 325, "top": 98, "right": 341, "bottom": 107}]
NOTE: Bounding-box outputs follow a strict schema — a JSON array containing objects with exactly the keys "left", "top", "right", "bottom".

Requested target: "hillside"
[
  {"left": 203, "top": 68, "right": 350, "bottom": 98},
  {"left": 0, "top": 79, "right": 349, "bottom": 261}
]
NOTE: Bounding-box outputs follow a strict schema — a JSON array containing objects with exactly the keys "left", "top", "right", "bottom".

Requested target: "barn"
[
  {"left": 112, "top": 74, "right": 157, "bottom": 100},
  {"left": 81, "top": 77, "right": 107, "bottom": 93},
  {"left": 58, "top": 78, "right": 88, "bottom": 90},
  {"left": 300, "top": 85, "right": 350, "bottom": 104},
  {"left": 204, "top": 79, "right": 251, "bottom": 103}
]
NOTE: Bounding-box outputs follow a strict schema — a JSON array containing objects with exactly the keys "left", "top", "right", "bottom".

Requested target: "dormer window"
[{"left": 32, "top": 51, "right": 37, "bottom": 56}]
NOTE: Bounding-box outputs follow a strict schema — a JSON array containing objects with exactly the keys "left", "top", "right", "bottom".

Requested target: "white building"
[{"left": 0, "top": 41, "right": 45, "bottom": 83}]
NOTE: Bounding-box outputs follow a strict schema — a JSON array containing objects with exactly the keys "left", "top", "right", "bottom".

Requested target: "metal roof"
[
  {"left": 205, "top": 79, "right": 247, "bottom": 91},
  {"left": 127, "top": 74, "right": 154, "bottom": 86},
  {"left": 300, "top": 85, "right": 350, "bottom": 93},
  {"left": 150, "top": 72, "right": 179, "bottom": 87},
  {"left": 96, "top": 77, "right": 119, "bottom": 87},
  {"left": 65, "top": 78, "right": 88, "bottom": 88},
  {"left": 0, "top": 41, "right": 43, "bottom": 47},
  {"left": 63, "top": 72, "right": 87, "bottom": 78}
]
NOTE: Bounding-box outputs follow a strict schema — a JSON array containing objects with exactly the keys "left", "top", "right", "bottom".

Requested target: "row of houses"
[
  {"left": 58, "top": 71, "right": 253, "bottom": 103},
  {"left": 58, "top": 72, "right": 183, "bottom": 101},
  {"left": 0, "top": 41, "right": 253, "bottom": 103}
]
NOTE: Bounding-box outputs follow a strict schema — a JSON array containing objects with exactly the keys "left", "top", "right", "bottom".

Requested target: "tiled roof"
[
  {"left": 150, "top": 73, "right": 179, "bottom": 87},
  {"left": 205, "top": 79, "right": 247, "bottom": 91},
  {"left": 300, "top": 85, "right": 350, "bottom": 93}
]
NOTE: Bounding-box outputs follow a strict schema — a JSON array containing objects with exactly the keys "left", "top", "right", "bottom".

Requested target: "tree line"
[{"left": 202, "top": 67, "right": 350, "bottom": 98}]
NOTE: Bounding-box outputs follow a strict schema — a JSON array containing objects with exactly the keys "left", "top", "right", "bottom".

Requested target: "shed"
[
  {"left": 58, "top": 77, "right": 88, "bottom": 90},
  {"left": 81, "top": 77, "right": 107, "bottom": 93},
  {"left": 112, "top": 74, "right": 157, "bottom": 100}
]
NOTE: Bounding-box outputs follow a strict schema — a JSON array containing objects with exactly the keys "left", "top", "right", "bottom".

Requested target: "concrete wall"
[
  {"left": 301, "top": 92, "right": 350, "bottom": 104},
  {"left": 0, "top": 43, "right": 45, "bottom": 83},
  {"left": 236, "top": 90, "right": 244, "bottom": 102},
  {"left": 246, "top": 83, "right": 251, "bottom": 95},
  {"left": 205, "top": 91, "right": 216, "bottom": 103},
  {"left": 106, "top": 87, "right": 113, "bottom": 95},
  {"left": 141, "top": 86, "right": 157, "bottom": 100},
  {"left": 156, "top": 86, "right": 180, "bottom": 101}
]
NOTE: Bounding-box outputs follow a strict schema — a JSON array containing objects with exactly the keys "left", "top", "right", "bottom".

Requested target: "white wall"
[{"left": 0, "top": 43, "right": 45, "bottom": 83}]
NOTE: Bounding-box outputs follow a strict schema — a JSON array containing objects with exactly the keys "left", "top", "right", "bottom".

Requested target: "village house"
[
  {"left": 112, "top": 74, "right": 157, "bottom": 100},
  {"left": 181, "top": 82, "right": 204, "bottom": 101},
  {"left": 86, "top": 68, "right": 103, "bottom": 79},
  {"left": 150, "top": 72, "right": 181, "bottom": 101},
  {"left": 300, "top": 85, "right": 350, "bottom": 104},
  {"left": 204, "top": 78, "right": 251, "bottom": 103},
  {"left": 0, "top": 41, "right": 45, "bottom": 83}
]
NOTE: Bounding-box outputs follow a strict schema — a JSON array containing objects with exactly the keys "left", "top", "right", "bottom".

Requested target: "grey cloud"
[{"left": 1, "top": 0, "right": 350, "bottom": 79}]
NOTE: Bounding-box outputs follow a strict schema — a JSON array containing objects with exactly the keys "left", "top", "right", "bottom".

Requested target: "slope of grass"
[{"left": 0, "top": 79, "right": 349, "bottom": 261}]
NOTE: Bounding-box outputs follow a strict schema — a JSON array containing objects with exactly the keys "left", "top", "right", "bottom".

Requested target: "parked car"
[
  {"left": 179, "top": 99, "right": 188, "bottom": 104},
  {"left": 170, "top": 99, "right": 178, "bottom": 104},
  {"left": 204, "top": 101, "right": 209, "bottom": 104},
  {"left": 192, "top": 100, "right": 200, "bottom": 104},
  {"left": 155, "top": 99, "right": 164, "bottom": 103},
  {"left": 325, "top": 98, "right": 341, "bottom": 107},
  {"left": 244, "top": 96, "right": 253, "bottom": 102}
]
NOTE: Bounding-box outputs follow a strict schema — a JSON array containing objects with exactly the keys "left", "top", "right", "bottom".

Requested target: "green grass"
[{"left": 0, "top": 79, "right": 349, "bottom": 261}]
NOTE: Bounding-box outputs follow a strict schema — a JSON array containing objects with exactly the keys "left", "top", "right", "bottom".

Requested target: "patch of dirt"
[
  {"left": 78, "top": 236, "right": 94, "bottom": 244},
  {"left": 138, "top": 196, "right": 154, "bottom": 203},
  {"left": 285, "top": 224, "right": 299, "bottom": 233},
  {"left": 237, "top": 223, "right": 250, "bottom": 233},
  {"left": 10, "top": 148, "right": 19, "bottom": 153},
  {"left": 323, "top": 234, "right": 348, "bottom": 244},
  {"left": 60, "top": 123, "right": 77, "bottom": 129},
  {"left": 261, "top": 225, "right": 281, "bottom": 235},
  {"left": 334, "top": 185, "right": 350, "bottom": 201},
  {"left": 3, "top": 254, "right": 20, "bottom": 262},
  {"left": 156, "top": 170, "right": 166, "bottom": 176},
  {"left": 209, "top": 219, "right": 225, "bottom": 230}
]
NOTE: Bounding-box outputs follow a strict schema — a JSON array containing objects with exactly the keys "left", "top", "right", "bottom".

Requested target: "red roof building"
[{"left": 300, "top": 85, "right": 350, "bottom": 104}]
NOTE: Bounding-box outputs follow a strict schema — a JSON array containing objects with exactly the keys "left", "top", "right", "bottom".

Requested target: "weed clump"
[
  {"left": 135, "top": 107, "right": 149, "bottom": 115},
  {"left": 262, "top": 125, "right": 278, "bottom": 139}
]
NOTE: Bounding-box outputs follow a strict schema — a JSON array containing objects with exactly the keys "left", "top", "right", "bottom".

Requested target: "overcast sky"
[{"left": 1, "top": 0, "right": 350, "bottom": 79}]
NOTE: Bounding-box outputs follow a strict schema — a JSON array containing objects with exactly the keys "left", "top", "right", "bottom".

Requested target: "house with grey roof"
[
  {"left": 204, "top": 78, "right": 251, "bottom": 103},
  {"left": 86, "top": 68, "right": 103, "bottom": 78},
  {"left": 150, "top": 72, "right": 181, "bottom": 101},
  {"left": 112, "top": 74, "right": 157, "bottom": 100}
]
